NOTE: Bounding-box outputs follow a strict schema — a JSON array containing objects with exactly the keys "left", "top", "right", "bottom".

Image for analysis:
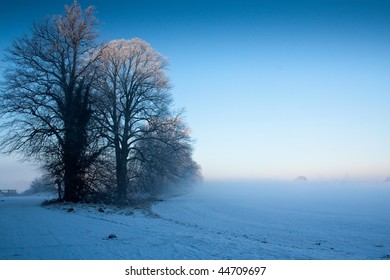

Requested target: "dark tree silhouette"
[{"left": 0, "top": 2, "right": 103, "bottom": 202}]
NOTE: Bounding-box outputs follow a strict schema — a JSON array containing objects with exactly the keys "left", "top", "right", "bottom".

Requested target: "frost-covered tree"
[
  {"left": 95, "top": 39, "right": 171, "bottom": 204},
  {"left": 95, "top": 39, "right": 199, "bottom": 204},
  {"left": 131, "top": 115, "right": 201, "bottom": 197},
  {"left": 0, "top": 2, "right": 103, "bottom": 202}
]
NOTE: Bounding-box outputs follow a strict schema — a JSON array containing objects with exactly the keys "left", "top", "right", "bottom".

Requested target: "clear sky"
[{"left": 0, "top": 0, "right": 390, "bottom": 189}]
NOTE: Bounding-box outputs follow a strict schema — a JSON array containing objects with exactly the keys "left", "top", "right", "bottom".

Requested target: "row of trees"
[{"left": 0, "top": 2, "right": 201, "bottom": 204}]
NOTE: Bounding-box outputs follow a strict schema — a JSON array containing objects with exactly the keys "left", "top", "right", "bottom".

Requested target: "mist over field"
[
  {"left": 1, "top": 179, "right": 389, "bottom": 260},
  {"left": 200, "top": 180, "right": 390, "bottom": 211}
]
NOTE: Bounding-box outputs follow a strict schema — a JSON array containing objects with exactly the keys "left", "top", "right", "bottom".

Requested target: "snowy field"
[{"left": 0, "top": 181, "right": 389, "bottom": 260}]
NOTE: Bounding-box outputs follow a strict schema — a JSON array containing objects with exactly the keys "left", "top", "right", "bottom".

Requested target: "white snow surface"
[{"left": 0, "top": 181, "right": 389, "bottom": 260}]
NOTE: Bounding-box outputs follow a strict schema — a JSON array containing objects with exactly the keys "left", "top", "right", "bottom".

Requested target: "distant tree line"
[
  {"left": 0, "top": 2, "right": 201, "bottom": 205},
  {"left": 23, "top": 177, "right": 57, "bottom": 196}
]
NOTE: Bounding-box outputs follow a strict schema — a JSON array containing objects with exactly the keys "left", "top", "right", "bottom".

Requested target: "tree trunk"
[
  {"left": 57, "top": 182, "right": 62, "bottom": 201},
  {"left": 116, "top": 154, "right": 128, "bottom": 206},
  {"left": 63, "top": 152, "right": 81, "bottom": 202},
  {"left": 62, "top": 106, "right": 90, "bottom": 202}
]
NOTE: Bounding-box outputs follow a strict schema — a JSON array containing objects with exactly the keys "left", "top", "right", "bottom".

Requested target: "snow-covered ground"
[{"left": 0, "top": 181, "right": 389, "bottom": 260}]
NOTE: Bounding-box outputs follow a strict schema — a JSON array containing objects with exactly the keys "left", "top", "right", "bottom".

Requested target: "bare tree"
[
  {"left": 96, "top": 38, "right": 181, "bottom": 205},
  {"left": 0, "top": 2, "right": 102, "bottom": 202},
  {"left": 132, "top": 115, "right": 202, "bottom": 197},
  {"left": 23, "top": 176, "right": 57, "bottom": 195}
]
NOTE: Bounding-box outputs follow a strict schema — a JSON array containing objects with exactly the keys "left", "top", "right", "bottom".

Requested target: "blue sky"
[{"left": 1, "top": 0, "right": 390, "bottom": 189}]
